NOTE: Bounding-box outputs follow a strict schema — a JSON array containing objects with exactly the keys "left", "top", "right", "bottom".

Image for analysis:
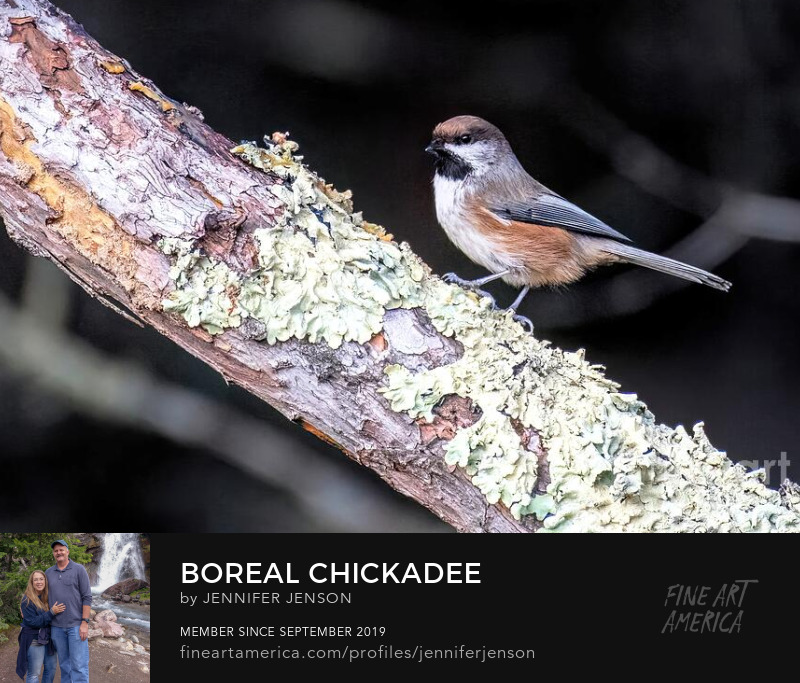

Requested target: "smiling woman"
[{"left": 17, "top": 569, "right": 61, "bottom": 683}]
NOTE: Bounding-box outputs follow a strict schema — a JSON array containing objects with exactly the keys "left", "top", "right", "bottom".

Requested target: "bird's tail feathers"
[{"left": 602, "top": 243, "right": 731, "bottom": 292}]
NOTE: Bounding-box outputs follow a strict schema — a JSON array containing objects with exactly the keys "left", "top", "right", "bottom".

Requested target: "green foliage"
[
  {"left": 0, "top": 533, "right": 93, "bottom": 626},
  {"left": 130, "top": 587, "right": 151, "bottom": 601}
]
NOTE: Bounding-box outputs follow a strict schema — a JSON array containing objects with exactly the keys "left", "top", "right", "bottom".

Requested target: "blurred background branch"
[{"left": 0, "top": 260, "right": 444, "bottom": 532}]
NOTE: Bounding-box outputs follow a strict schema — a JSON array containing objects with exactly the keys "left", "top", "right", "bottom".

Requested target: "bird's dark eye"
[{"left": 458, "top": 134, "right": 472, "bottom": 144}]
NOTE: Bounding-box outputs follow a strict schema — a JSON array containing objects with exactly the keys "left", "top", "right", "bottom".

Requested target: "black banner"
[{"left": 155, "top": 534, "right": 791, "bottom": 674}]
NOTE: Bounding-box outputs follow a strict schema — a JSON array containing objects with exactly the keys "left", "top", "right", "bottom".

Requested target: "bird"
[{"left": 425, "top": 115, "right": 731, "bottom": 329}]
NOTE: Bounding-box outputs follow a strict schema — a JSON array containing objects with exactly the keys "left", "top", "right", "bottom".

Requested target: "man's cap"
[{"left": 51, "top": 539, "right": 68, "bottom": 549}]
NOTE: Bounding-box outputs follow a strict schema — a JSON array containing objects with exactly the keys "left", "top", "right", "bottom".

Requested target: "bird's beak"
[{"left": 425, "top": 139, "right": 444, "bottom": 156}]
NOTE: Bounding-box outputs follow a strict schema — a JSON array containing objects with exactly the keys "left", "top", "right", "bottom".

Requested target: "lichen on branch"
[
  {"left": 153, "top": 132, "right": 800, "bottom": 531},
  {"left": 161, "top": 134, "right": 425, "bottom": 346}
]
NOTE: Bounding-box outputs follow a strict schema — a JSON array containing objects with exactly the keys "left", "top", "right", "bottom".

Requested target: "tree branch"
[
  {"left": 0, "top": 287, "right": 443, "bottom": 533},
  {"left": 1, "top": 0, "right": 798, "bottom": 532}
]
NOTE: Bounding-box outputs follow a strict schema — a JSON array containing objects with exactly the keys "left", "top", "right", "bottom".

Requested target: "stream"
[{"left": 90, "top": 533, "right": 150, "bottom": 648}]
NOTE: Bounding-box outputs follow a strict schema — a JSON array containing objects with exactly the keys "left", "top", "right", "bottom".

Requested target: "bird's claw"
[
  {"left": 511, "top": 313, "right": 534, "bottom": 333},
  {"left": 442, "top": 272, "right": 468, "bottom": 286},
  {"left": 477, "top": 290, "right": 498, "bottom": 308},
  {"left": 442, "top": 273, "right": 497, "bottom": 308}
]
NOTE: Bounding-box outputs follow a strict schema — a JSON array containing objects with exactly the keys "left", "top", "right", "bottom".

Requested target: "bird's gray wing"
[{"left": 489, "top": 192, "right": 632, "bottom": 243}]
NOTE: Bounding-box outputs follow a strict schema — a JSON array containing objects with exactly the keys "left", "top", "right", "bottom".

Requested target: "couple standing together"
[{"left": 17, "top": 540, "right": 92, "bottom": 683}]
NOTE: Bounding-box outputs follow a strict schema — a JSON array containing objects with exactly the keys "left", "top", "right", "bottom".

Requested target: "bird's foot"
[
  {"left": 442, "top": 272, "right": 474, "bottom": 287},
  {"left": 504, "top": 285, "right": 533, "bottom": 332},
  {"left": 510, "top": 312, "right": 534, "bottom": 333},
  {"left": 442, "top": 273, "right": 497, "bottom": 308},
  {"left": 473, "top": 289, "right": 499, "bottom": 308}
]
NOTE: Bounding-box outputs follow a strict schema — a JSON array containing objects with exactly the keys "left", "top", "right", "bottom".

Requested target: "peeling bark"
[{"left": 419, "top": 395, "right": 481, "bottom": 446}]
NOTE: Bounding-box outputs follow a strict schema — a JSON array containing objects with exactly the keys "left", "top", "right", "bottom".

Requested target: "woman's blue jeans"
[{"left": 25, "top": 641, "right": 57, "bottom": 683}]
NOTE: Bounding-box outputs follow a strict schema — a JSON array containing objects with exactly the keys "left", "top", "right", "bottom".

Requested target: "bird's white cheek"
[{"left": 443, "top": 142, "right": 491, "bottom": 174}]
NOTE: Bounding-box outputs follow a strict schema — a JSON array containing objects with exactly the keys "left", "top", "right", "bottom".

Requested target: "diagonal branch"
[{"left": 0, "top": 286, "right": 443, "bottom": 533}]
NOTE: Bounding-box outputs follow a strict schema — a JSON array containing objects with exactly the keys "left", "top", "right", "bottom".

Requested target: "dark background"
[{"left": 1, "top": 0, "right": 799, "bottom": 531}]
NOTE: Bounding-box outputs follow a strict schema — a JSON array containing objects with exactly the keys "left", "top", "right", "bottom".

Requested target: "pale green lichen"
[
  {"left": 159, "top": 135, "right": 424, "bottom": 346},
  {"left": 446, "top": 410, "right": 538, "bottom": 512},
  {"left": 382, "top": 311, "right": 541, "bottom": 519},
  {"left": 160, "top": 237, "right": 244, "bottom": 334},
  {"left": 158, "top": 131, "right": 800, "bottom": 531},
  {"left": 382, "top": 277, "right": 800, "bottom": 530}
]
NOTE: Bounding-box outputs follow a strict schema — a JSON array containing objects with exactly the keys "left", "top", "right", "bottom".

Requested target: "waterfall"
[{"left": 94, "top": 533, "right": 146, "bottom": 591}]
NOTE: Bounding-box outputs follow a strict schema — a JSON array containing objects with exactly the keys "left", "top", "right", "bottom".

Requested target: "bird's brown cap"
[{"left": 431, "top": 115, "right": 507, "bottom": 144}]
